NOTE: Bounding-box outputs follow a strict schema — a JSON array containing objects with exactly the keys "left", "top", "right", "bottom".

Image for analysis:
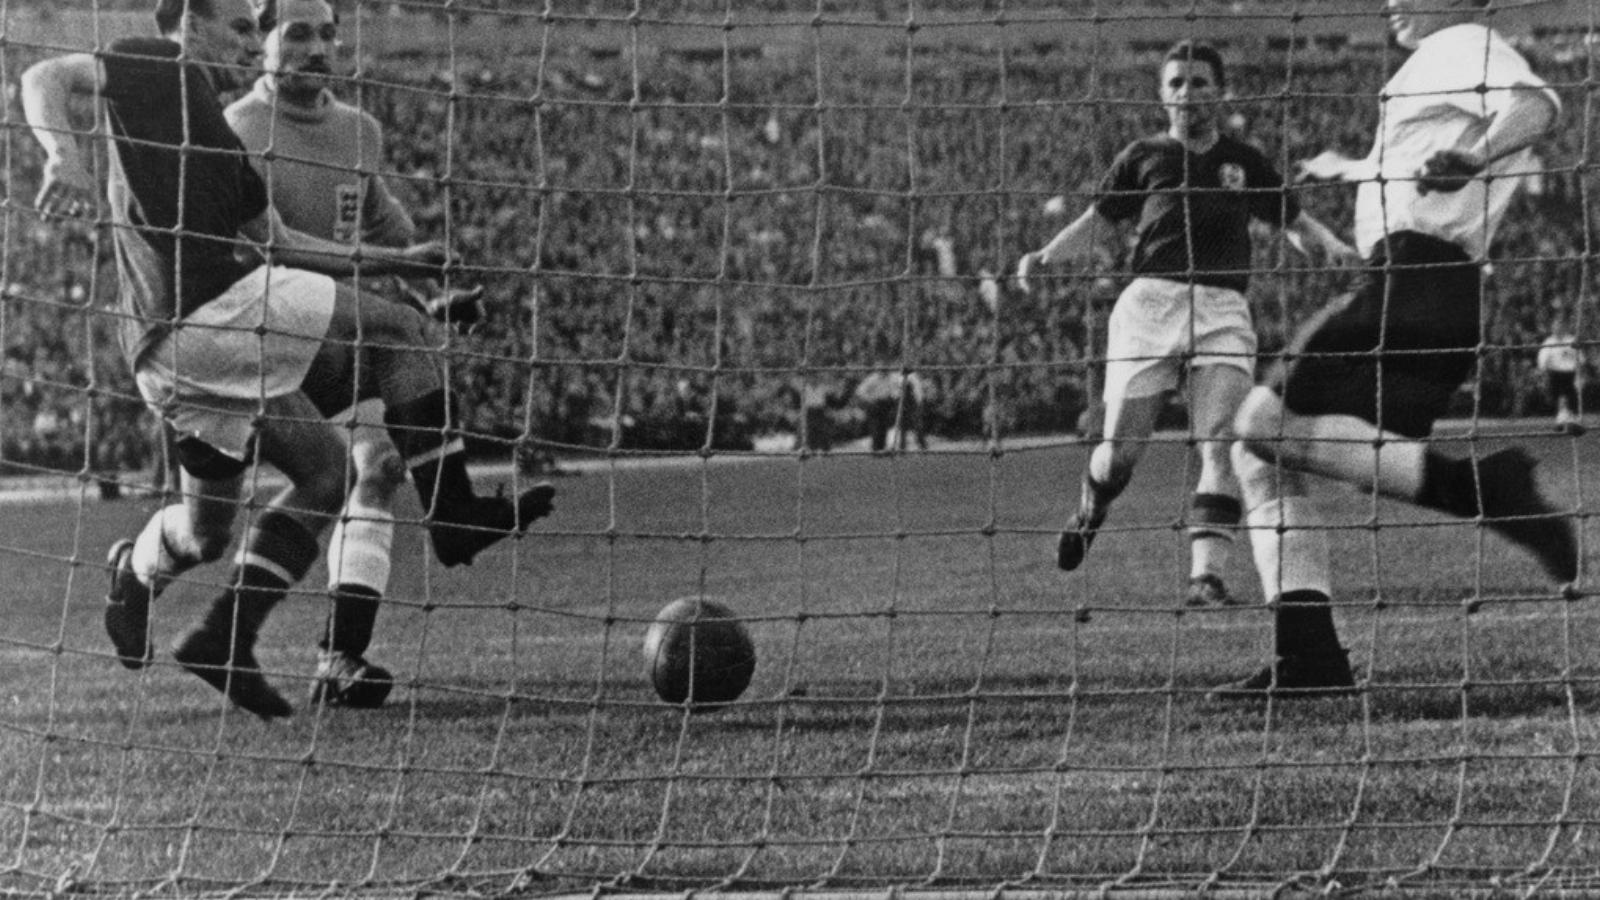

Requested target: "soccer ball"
[{"left": 642, "top": 597, "right": 756, "bottom": 708}]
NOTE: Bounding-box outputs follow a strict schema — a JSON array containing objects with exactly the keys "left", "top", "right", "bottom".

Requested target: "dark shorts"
[
  {"left": 1269, "top": 231, "right": 1481, "bottom": 439},
  {"left": 1547, "top": 371, "right": 1579, "bottom": 401}
]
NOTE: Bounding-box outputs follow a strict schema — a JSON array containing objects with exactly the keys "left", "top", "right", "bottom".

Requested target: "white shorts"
[
  {"left": 1102, "top": 277, "right": 1256, "bottom": 402},
  {"left": 134, "top": 266, "right": 337, "bottom": 460}
]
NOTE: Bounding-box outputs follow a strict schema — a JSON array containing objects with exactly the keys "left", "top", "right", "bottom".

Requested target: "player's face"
[
  {"left": 1159, "top": 59, "right": 1221, "bottom": 136},
  {"left": 265, "top": 0, "right": 340, "bottom": 100},
  {"left": 187, "top": 0, "right": 263, "bottom": 91},
  {"left": 1387, "top": 0, "right": 1473, "bottom": 50}
]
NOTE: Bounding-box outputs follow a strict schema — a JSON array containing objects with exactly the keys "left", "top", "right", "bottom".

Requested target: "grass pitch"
[{"left": 3, "top": 425, "right": 1599, "bottom": 896}]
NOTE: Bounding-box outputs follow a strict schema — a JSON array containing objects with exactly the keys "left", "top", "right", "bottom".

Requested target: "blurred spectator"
[
  {"left": 1537, "top": 320, "right": 1586, "bottom": 434},
  {"left": 854, "top": 370, "right": 928, "bottom": 452}
]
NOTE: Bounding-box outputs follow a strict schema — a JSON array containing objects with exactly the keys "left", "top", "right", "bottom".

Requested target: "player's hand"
[
  {"left": 1013, "top": 250, "right": 1044, "bottom": 295},
  {"left": 1295, "top": 150, "right": 1359, "bottom": 183},
  {"left": 35, "top": 156, "right": 96, "bottom": 220},
  {"left": 390, "top": 241, "right": 452, "bottom": 278},
  {"left": 1324, "top": 238, "right": 1362, "bottom": 268},
  {"left": 425, "top": 284, "right": 487, "bottom": 335},
  {"left": 1416, "top": 148, "right": 1484, "bottom": 195}
]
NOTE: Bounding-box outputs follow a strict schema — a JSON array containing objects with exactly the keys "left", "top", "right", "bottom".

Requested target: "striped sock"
[
  {"left": 1189, "top": 492, "right": 1242, "bottom": 579},
  {"left": 201, "top": 511, "right": 319, "bottom": 644}
]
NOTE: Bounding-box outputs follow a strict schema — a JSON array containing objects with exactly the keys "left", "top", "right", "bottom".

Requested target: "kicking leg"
[
  {"left": 171, "top": 395, "right": 347, "bottom": 719},
  {"left": 1237, "top": 386, "right": 1577, "bottom": 586},
  {"left": 304, "top": 284, "right": 555, "bottom": 567},
  {"left": 1057, "top": 388, "right": 1163, "bottom": 572}
]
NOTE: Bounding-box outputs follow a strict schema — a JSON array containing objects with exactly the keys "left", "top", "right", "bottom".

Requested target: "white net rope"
[{"left": 2, "top": 1, "right": 1598, "bottom": 897}]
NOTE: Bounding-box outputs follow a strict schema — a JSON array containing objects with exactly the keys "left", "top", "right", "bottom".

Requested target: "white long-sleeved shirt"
[{"left": 1355, "top": 23, "right": 1560, "bottom": 259}]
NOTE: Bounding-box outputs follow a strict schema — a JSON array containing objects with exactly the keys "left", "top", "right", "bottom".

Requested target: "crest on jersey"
[{"left": 1218, "top": 162, "right": 1247, "bottom": 190}]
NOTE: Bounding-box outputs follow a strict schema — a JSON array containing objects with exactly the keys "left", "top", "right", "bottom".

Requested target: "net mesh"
[{"left": 2, "top": 1, "right": 1599, "bottom": 897}]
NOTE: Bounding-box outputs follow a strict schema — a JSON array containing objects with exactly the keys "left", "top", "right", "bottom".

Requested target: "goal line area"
[{"left": 2, "top": 1, "right": 1598, "bottom": 898}]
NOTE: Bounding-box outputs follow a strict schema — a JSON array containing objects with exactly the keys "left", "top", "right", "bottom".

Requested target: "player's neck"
[
  {"left": 266, "top": 76, "right": 326, "bottom": 113},
  {"left": 1168, "top": 124, "right": 1218, "bottom": 153}
]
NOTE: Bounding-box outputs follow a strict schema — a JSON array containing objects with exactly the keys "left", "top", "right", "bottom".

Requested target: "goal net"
[{"left": 2, "top": 0, "right": 1598, "bottom": 897}]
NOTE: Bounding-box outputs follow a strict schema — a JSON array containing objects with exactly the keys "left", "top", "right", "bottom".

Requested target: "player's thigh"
[
  {"left": 326, "top": 281, "right": 433, "bottom": 348},
  {"left": 1187, "top": 364, "right": 1253, "bottom": 440},
  {"left": 1278, "top": 261, "right": 1475, "bottom": 438},
  {"left": 1101, "top": 390, "right": 1164, "bottom": 444},
  {"left": 177, "top": 466, "right": 246, "bottom": 549},
  {"left": 346, "top": 398, "right": 406, "bottom": 488},
  {"left": 1274, "top": 282, "right": 1379, "bottom": 418},
  {"left": 255, "top": 394, "right": 350, "bottom": 510}
]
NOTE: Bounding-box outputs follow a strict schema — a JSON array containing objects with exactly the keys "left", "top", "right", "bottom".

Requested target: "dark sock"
[
  {"left": 1274, "top": 589, "right": 1342, "bottom": 659},
  {"left": 322, "top": 585, "right": 382, "bottom": 657},
  {"left": 1189, "top": 491, "right": 1243, "bottom": 539},
  {"left": 1417, "top": 451, "right": 1479, "bottom": 518},
  {"left": 201, "top": 512, "right": 319, "bottom": 645}
]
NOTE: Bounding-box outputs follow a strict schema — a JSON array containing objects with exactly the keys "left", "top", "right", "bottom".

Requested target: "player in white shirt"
[
  {"left": 1536, "top": 324, "right": 1585, "bottom": 435},
  {"left": 1213, "top": 0, "right": 1575, "bottom": 698}
]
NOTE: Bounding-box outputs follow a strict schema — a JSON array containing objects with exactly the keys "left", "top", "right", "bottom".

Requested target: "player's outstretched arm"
[
  {"left": 21, "top": 54, "right": 104, "bottom": 218},
  {"left": 363, "top": 174, "right": 488, "bottom": 333},
  {"left": 1015, "top": 206, "right": 1117, "bottom": 295},
  {"left": 1282, "top": 212, "right": 1360, "bottom": 267},
  {"left": 1295, "top": 149, "right": 1376, "bottom": 184},
  {"left": 353, "top": 130, "right": 491, "bottom": 333}
]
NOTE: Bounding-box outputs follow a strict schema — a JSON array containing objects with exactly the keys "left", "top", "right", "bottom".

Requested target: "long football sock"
[
  {"left": 326, "top": 501, "right": 394, "bottom": 596},
  {"left": 201, "top": 511, "right": 320, "bottom": 645},
  {"left": 323, "top": 585, "right": 382, "bottom": 657},
  {"left": 324, "top": 501, "right": 393, "bottom": 656},
  {"left": 1245, "top": 496, "right": 1332, "bottom": 603},
  {"left": 1189, "top": 491, "right": 1242, "bottom": 579}
]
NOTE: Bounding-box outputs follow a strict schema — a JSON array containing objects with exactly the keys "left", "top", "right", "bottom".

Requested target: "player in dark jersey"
[
  {"left": 22, "top": 0, "right": 554, "bottom": 718},
  {"left": 1016, "top": 41, "right": 1357, "bottom": 607}
]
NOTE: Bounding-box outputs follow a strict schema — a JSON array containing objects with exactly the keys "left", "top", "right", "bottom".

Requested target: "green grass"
[{"left": 3, "top": 427, "right": 1600, "bottom": 897}]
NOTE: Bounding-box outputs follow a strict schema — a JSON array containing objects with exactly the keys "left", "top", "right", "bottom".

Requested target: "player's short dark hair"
[
  {"left": 1162, "top": 40, "right": 1225, "bottom": 90},
  {"left": 154, "top": 0, "right": 213, "bottom": 35},
  {"left": 257, "top": 0, "right": 340, "bottom": 34}
]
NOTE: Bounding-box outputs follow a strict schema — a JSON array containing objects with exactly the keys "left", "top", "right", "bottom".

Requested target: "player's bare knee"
[
  {"left": 1098, "top": 441, "right": 1140, "bottom": 485},
  {"left": 1230, "top": 439, "right": 1271, "bottom": 484},
  {"left": 1231, "top": 439, "right": 1306, "bottom": 506},
  {"left": 1233, "top": 388, "right": 1286, "bottom": 460},
  {"left": 1196, "top": 438, "right": 1235, "bottom": 478},
  {"left": 351, "top": 443, "right": 407, "bottom": 504}
]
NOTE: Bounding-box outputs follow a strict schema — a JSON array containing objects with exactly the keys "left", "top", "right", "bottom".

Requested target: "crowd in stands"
[
  {"left": 33, "top": 1, "right": 1385, "bottom": 19},
  {"left": 1, "top": 22, "right": 1594, "bottom": 478}
]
